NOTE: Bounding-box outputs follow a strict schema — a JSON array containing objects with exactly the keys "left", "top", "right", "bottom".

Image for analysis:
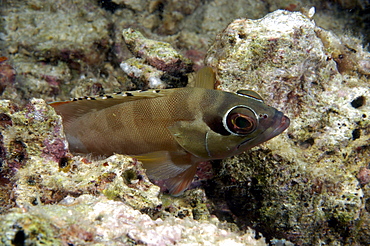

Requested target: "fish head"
[
  {"left": 169, "top": 89, "right": 290, "bottom": 160},
  {"left": 206, "top": 90, "right": 290, "bottom": 158},
  {"left": 204, "top": 89, "right": 290, "bottom": 158}
]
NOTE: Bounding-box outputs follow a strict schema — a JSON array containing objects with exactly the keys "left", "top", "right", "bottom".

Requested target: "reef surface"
[{"left": 0, "top": 1, "right": 369, "bottom": 245}]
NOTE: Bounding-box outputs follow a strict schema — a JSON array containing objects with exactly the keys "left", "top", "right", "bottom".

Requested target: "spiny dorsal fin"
[
  {"left": 49, "top": 89, "right": 171, "bottom": 121},
  {"left": 194, "top": 66, "right": 216, "bottom": 89}
]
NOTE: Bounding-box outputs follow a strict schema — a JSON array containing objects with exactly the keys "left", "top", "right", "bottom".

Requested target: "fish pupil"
[
  {"left": 228, "top": 113, "right": 255, "bottom": 134},
  {"left": 234, "top": 116, "right": 251, "bottom": 129}
]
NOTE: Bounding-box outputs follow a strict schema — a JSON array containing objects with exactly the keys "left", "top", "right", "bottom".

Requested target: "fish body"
[{"left": 50, "top": 70, "right": 290, "bottom": 195}]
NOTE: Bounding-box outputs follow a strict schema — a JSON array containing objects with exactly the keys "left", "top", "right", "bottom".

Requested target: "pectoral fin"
[
  {"left": 135, "top": 151, "right": 198, "bottom": 195},
  {"left": 135, "top": 151, "right": 192, "bottom": 180},
  {"left": 164, "top": 163, "right": 198, "bottom": 196},
  {"left": 168, "top": 119, "right": 245, "bottom": 159},
  {"left": 168, "top": 119, "right": 210, "bottom": 159}
]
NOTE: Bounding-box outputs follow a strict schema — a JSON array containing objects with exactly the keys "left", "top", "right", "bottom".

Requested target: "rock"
[
  {"left": 204, "top": 9, "right": 369, "bottom": 245},
  {"left": 0, "top": 194, "right": 267, "bottom": 245},
  {"left": 4, "top": 1, "right": 111, "bottom": 70},
  {"left": 121, "top": 28, "right": 193, "bottom": 88},
  {"left": 0, "top": 99, "right": 160, "bottom": 210},
  {"left": 0, "top": 60, "right": 16, "bottom": 96}
]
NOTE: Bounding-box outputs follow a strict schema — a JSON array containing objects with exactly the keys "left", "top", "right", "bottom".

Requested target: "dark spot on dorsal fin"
[
  {"left": 155, "top": 89, "right": 161, "bottom": 93},
  {"left": 126, "top": 92, "right": 133, "bottom": 96},
  {"left": 106, "top": 95, "right": 113, "bottom": 98}
]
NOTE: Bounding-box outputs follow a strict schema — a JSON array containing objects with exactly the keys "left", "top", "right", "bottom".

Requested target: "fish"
[{"left": 49, "top": 67, "right": 290, "bottom": 195}]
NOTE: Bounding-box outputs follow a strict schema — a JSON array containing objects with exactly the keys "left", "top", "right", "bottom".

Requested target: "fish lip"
[
  {"left": 269, "top": 114, "right": 290, "bottom": 137},
  {"left": 237, "top": 113, "right": 290, "bottom": 149}
]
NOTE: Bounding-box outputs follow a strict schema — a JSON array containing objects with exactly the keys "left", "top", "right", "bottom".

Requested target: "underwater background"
[{"left": 0, "top": 0, "right": 370, "bottom": 245}]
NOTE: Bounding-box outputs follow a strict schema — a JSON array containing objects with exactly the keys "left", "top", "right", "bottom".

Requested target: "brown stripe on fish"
[
  {"left": 131, "top": 94, "right": 175, "bottom": 152},
  {"left": 116, "top": 101, "right": 144, "bottom": 153},
  {"left": 200, "top": 89, "right": 231, "bottom": 136},
  {"left": 182, "top": 87, "right": 204, "bottom": 120},
  {"left": 125, "top": 89, "right": 195, "bottom": 153}
]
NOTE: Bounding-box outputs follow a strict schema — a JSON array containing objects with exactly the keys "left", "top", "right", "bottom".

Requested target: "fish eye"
[{"left": 224, "top": 106, "right": 257, "bottom": 135}]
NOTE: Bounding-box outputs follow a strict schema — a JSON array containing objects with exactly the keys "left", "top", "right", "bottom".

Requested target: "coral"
[
  {"left": 201, "top": 0, "right": 267, "bottom": 33},
  {"left": 120, "top": 57, "right": 166, "bottom": 89},
  {"left": 2, "top": 0, "right": 367, "bottom": 102},
  {"left": 0, "top": 210, "right": 63, "bottom": 245},
  {"left": 1, "top": 0, "right": 129, "bottom": 102},
  {"left": 123, "top": 28, "right": 192, "bottom": 74},
  {"left": 204, "top": 9, "right": 370, "bottom": 245},
  {"left": 358, "top": 167, "right": 370, "bottom": 185},
  {"left": 3, "top": 1, "right": 111, "bottom": 68},
  {"left": 112, "top": 0, "right": 147, "bottom": 12}
]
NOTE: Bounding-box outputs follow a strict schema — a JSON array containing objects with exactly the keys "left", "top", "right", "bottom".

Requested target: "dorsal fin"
[
  {"left": 194, "top": 66, "right": 216, "bottom": 89},
  {"left": 49, "top": 89, "right": 170, "bottom": 122},
  {"left": 236, "top": 89, "right": 264, "bottom": 102}
]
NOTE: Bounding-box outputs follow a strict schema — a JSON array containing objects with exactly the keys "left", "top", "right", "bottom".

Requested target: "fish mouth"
[
  {"left": 265, "top": 114, "right": 290, "bottom": 140},
  {"left": 237, "top": 112, "right": 290, "bottom": 149}
]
